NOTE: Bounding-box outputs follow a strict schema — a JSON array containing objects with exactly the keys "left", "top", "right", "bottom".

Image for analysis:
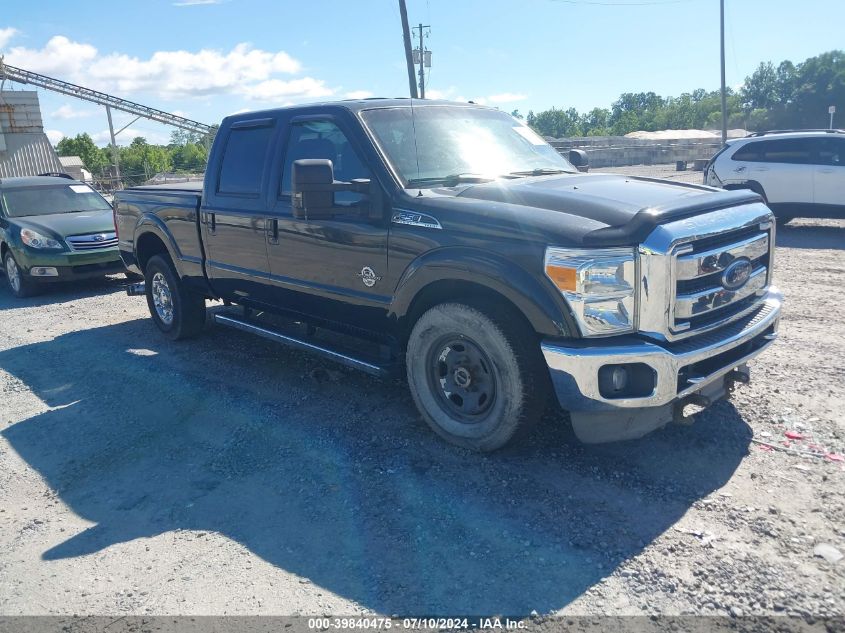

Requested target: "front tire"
[
  {"left": 3, "top": 251, "right": 37, "bottom": 298},
  {"left": 406, "top": 302, "right": 547, "bottom": 452},
  {"left": 144, "top": 254, "right": 206, "bottom": 340}
]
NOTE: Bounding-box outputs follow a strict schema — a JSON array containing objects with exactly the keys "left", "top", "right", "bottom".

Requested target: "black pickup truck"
[{"left": 115, "top": 99, "right": 782, "bottom": 450}]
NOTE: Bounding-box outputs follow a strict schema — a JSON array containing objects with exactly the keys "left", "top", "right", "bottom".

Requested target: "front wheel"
[
  {"left": 3, "top": 251, "right": 37, "bottom": 298},
  {"left": 406, "top": 302, "right": 547, "bottom": 452},
  {"left": 144, "top": 254, "right": 206, "bottom": 340}
]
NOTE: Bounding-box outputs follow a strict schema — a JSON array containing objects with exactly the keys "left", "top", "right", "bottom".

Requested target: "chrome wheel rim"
[
  {"left": 427, "top": 336, "right": 497, "bottom": 423},
  {"left": 151, "top": 272, "right": 174, "bottom": 325},
  {"left": 6, "top": 257, "right": 21, "bottom": 293}
]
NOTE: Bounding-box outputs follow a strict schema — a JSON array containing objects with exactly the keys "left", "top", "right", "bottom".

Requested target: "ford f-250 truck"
[{"left": 115, "top": 99, "right": 782, "bottom": 451}]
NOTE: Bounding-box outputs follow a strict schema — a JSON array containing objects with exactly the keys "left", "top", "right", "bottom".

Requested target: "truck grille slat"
[{"left": 672, "top": 224, "right": 773, "bottom": 336}]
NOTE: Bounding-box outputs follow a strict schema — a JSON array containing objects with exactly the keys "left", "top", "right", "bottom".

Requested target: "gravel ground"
[{"left": 0, "top": 215, "right": 843, "bottom": 621}]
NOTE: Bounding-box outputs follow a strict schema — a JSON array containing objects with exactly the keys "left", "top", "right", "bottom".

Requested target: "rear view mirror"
[{"left": 569, "top": 149, "right": 589, "bottom": 172}]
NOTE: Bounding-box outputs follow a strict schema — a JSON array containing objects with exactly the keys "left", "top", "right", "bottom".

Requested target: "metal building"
[{"left": 0, "top": 90, "right": 63, "bottom": 178}]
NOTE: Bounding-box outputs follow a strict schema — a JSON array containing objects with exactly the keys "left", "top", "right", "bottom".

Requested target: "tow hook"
[
  {"left": 725, "top": 365, "right": 751, "bottom": 393},
  {"left": 126, "top": 282, "right": 146, "bottom": 297},
  {"left": 673, "top": 394, "right": 711, "bottom": 426}
]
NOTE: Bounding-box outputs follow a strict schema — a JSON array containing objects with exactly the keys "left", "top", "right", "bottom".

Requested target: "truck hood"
[
  {"left": 444, "top": 173, "right": 762, "bottom": 245},
  {"left": 11, "top": 210, "right": 115, "bottom": 239}
]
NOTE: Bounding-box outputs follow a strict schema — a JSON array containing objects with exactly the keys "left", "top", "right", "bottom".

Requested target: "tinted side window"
[
  {"left": 732, "top": 139, "right": 814, "bottom": 164},
  {"left": 281, "top": 120, "right": 370, "bottom": 205},
  {"left": 817, "top": 138, "right": 845, "bottom": 166},
  {"left": 731, "top": 142, "right": 763, "bottom": 162},
  {"left": 218, "top": 122, "right": 275, "bottom": 196}
]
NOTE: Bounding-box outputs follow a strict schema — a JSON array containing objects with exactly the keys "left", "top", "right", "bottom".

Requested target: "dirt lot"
[{"left": 0, "top": 215, "right": 843, "bottom": 620}]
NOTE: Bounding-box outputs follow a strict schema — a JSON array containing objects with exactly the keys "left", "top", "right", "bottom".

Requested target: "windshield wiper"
[
  {"left": 507, "top": 168, "right": 572, "bottom": 177},
  {"left": 406, "top": 173, "right": 496, "bottom": 187}
]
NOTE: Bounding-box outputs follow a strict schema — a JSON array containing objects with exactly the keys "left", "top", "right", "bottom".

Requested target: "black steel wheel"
[{"left": 406, "top": 301, "right": 548, "bottom": 451}]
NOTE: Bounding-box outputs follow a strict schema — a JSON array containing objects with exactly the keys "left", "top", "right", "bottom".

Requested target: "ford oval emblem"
[{"left": 721, "top": 257, "right": 753, "bottom": 291}]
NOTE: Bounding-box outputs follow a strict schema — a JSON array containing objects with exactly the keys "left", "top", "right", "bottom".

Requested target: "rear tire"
[
  {"left": 3, "top": 251, "right": 37, "bottom": 298},
  {"left": 144, "top": 254, "right": 205, "bottom": 340},
  {"left": 406, "top": 301, "right": 547, "bottom": 452}
]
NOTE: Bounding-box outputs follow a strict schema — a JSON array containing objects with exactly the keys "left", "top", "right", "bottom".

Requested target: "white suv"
[{"left": 704, "top": 129, "right": 845, "bottom": 224}]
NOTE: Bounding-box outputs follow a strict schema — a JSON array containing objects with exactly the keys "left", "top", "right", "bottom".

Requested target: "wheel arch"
[
  {"left": 724, "top": 180, "right": 767, "bottom": 202},
  {"left": 390, "top": 247, "right": 574, "bottom": 341},
  {"left": 134, "top": 220, "right": 179, "bottom": 275}
]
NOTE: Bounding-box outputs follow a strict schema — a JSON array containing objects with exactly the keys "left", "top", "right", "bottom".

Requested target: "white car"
[{"left": 704, "top": 129, "right": 845, "bottom": 224}]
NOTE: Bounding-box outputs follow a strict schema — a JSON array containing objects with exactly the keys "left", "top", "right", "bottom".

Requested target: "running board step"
[{"left": 212, "top": 312, "right": 393, "bottom": 377}]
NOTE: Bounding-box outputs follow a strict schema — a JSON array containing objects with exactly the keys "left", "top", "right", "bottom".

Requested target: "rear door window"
[
  {"left": 217, "top": 120, "right": 276, "bottom": 196},
  {"left": 733, "top": 139, "right": 813, "bottom": 164},
  {"left": 816, "top": 138, "right": 845, "bottom": 166}
]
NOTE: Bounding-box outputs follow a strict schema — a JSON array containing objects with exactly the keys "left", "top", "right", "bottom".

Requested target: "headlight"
[
  {"left": 544, "top": 246, "right": 637, "bottom": 336},
  {"left": 20, "top": 228, "right": 63, "bottom": 250}
]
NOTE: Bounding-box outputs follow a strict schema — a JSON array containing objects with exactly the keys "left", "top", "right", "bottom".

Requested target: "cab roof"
[{"left": 223, "top": 98, "right": 492, "bottom": 124}]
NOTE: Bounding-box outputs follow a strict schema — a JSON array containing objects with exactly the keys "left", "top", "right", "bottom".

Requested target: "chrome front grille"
[
  {"left": 671, "top": 225, "right": 772, "bottom": 335},
  {"left": 67, "top": 232, "right": 118, "bottom": 251},
  {"left": 637, "top": 202, "right": 775, "bottom": 342}
]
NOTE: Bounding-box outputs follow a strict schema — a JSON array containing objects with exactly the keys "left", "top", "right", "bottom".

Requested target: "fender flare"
[
  {"left": 133, "top": 215, "right": 185, "bottom": 277},
  {"left": 389, "top": 247, "right": 574, "bottom": 338}
]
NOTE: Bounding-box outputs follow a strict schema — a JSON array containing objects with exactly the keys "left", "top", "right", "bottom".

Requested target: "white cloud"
[
  {"left": 244, "top": 77, "right": 333, "bottom": 102},
  {"left": 488, "top": 92, "right": 527, "bottom": 104},
  {"left": 5, "top": 35, "right": 97, "bottom": 77},
  {"left": 0, "top": 27, "right": 17, "bottom": 49},
  {"left": 425, "top": 87, "right": 457, "bottom": 101},
  {"left": 45, "top": 129, "right": 65, "bottom": 145},
  {"left": 345, "top": 90, "right": 374, "bottom": 100},
  {"left": 92, "top": 127, "right": 170, "bottom": 146},
  {"left": 173, "top": 0, "right": 221, "bottom": 5},
  {"left": 51, "top": 104, "right": 98, "bottom": 119},
  {"left": 5, "top": 36, "right": 332, "bottom": 102}
]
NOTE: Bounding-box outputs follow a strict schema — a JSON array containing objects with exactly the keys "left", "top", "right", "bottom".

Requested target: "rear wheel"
[
  {"left": 3, "top": 251, "right": 37, "bottom": 298},
  {"left": 406, "top": 302, "right": 547, "bottom": 451},
  {"left": 144, "top": 254, "right": 205, "bottom": 340}
]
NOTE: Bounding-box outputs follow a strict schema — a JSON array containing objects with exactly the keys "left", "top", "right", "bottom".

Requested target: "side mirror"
[
  {"left": 569, "top": 149, "right": 589, "bottom": 172},
  {"left": 292, "top": 158, "right": 373, "bottom": 220},
  {"left": 292, "top": 159, "right": 335, "bottom": 220}
]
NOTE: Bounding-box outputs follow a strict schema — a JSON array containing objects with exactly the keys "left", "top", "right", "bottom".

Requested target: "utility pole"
[
  {"left": 398, "top": 0, "right": 418, "bottom": 99},
  {"left": 412, "top": 23, "right": 430, "bottom": 99},
  {"left": 719, "top": 0, "right": 728, "bottom": 144}
]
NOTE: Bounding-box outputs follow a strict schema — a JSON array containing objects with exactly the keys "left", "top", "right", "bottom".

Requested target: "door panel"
[
  {"left": 201, "top": 207, "right": 271, "bottom": 302},
  {"left": 201, "top": 117, "right": 278, "bottom": 303},
  {"left": 266, "top": 118, "right": 389, "bottom": 326},
  {"left": 813, "top": 138, "right": 845, "bottom": 207}
]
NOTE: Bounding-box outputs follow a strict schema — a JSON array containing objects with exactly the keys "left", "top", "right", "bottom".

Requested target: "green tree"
[
  {"left": 119, "top": 137, "right": 173, "bottom": 186},
  {"left": 55, "top": 133, "right": 109, "bottom": 175}
]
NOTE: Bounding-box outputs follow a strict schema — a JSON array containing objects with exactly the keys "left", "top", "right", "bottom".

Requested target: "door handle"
[
  {"left": 209, "top": 212, "right": 216, "bottom": 234},
  {"left": 267, "top": 218, "right": 279, "bottom": 244},
  {"left": 819, "top": 168, "right": 834, "bottom": 174}
]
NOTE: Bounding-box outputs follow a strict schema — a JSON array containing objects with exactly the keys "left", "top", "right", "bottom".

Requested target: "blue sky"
[{"left": 1, "top": 0, "right": 842, "bottom": 146}]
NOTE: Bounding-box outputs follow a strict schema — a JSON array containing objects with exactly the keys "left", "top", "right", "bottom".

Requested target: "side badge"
[{"left": 358, "top": 266, "right": 382, "bottom": 288}]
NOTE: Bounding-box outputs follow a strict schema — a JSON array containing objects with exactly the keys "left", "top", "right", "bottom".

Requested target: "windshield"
[
  {"left": 360, "top": 105, "right": 575, "bottom": 187},
  {"left": 1, "top": 184, "right": 112, "bottom": 218}
]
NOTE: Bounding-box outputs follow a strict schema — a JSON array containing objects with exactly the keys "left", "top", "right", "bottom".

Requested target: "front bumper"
[
  {"left": 542, "top": 289, "right": 781, "bottom": 440},
  {"left": 16, "top": 246, "right": 125, "bottom": 281}
]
